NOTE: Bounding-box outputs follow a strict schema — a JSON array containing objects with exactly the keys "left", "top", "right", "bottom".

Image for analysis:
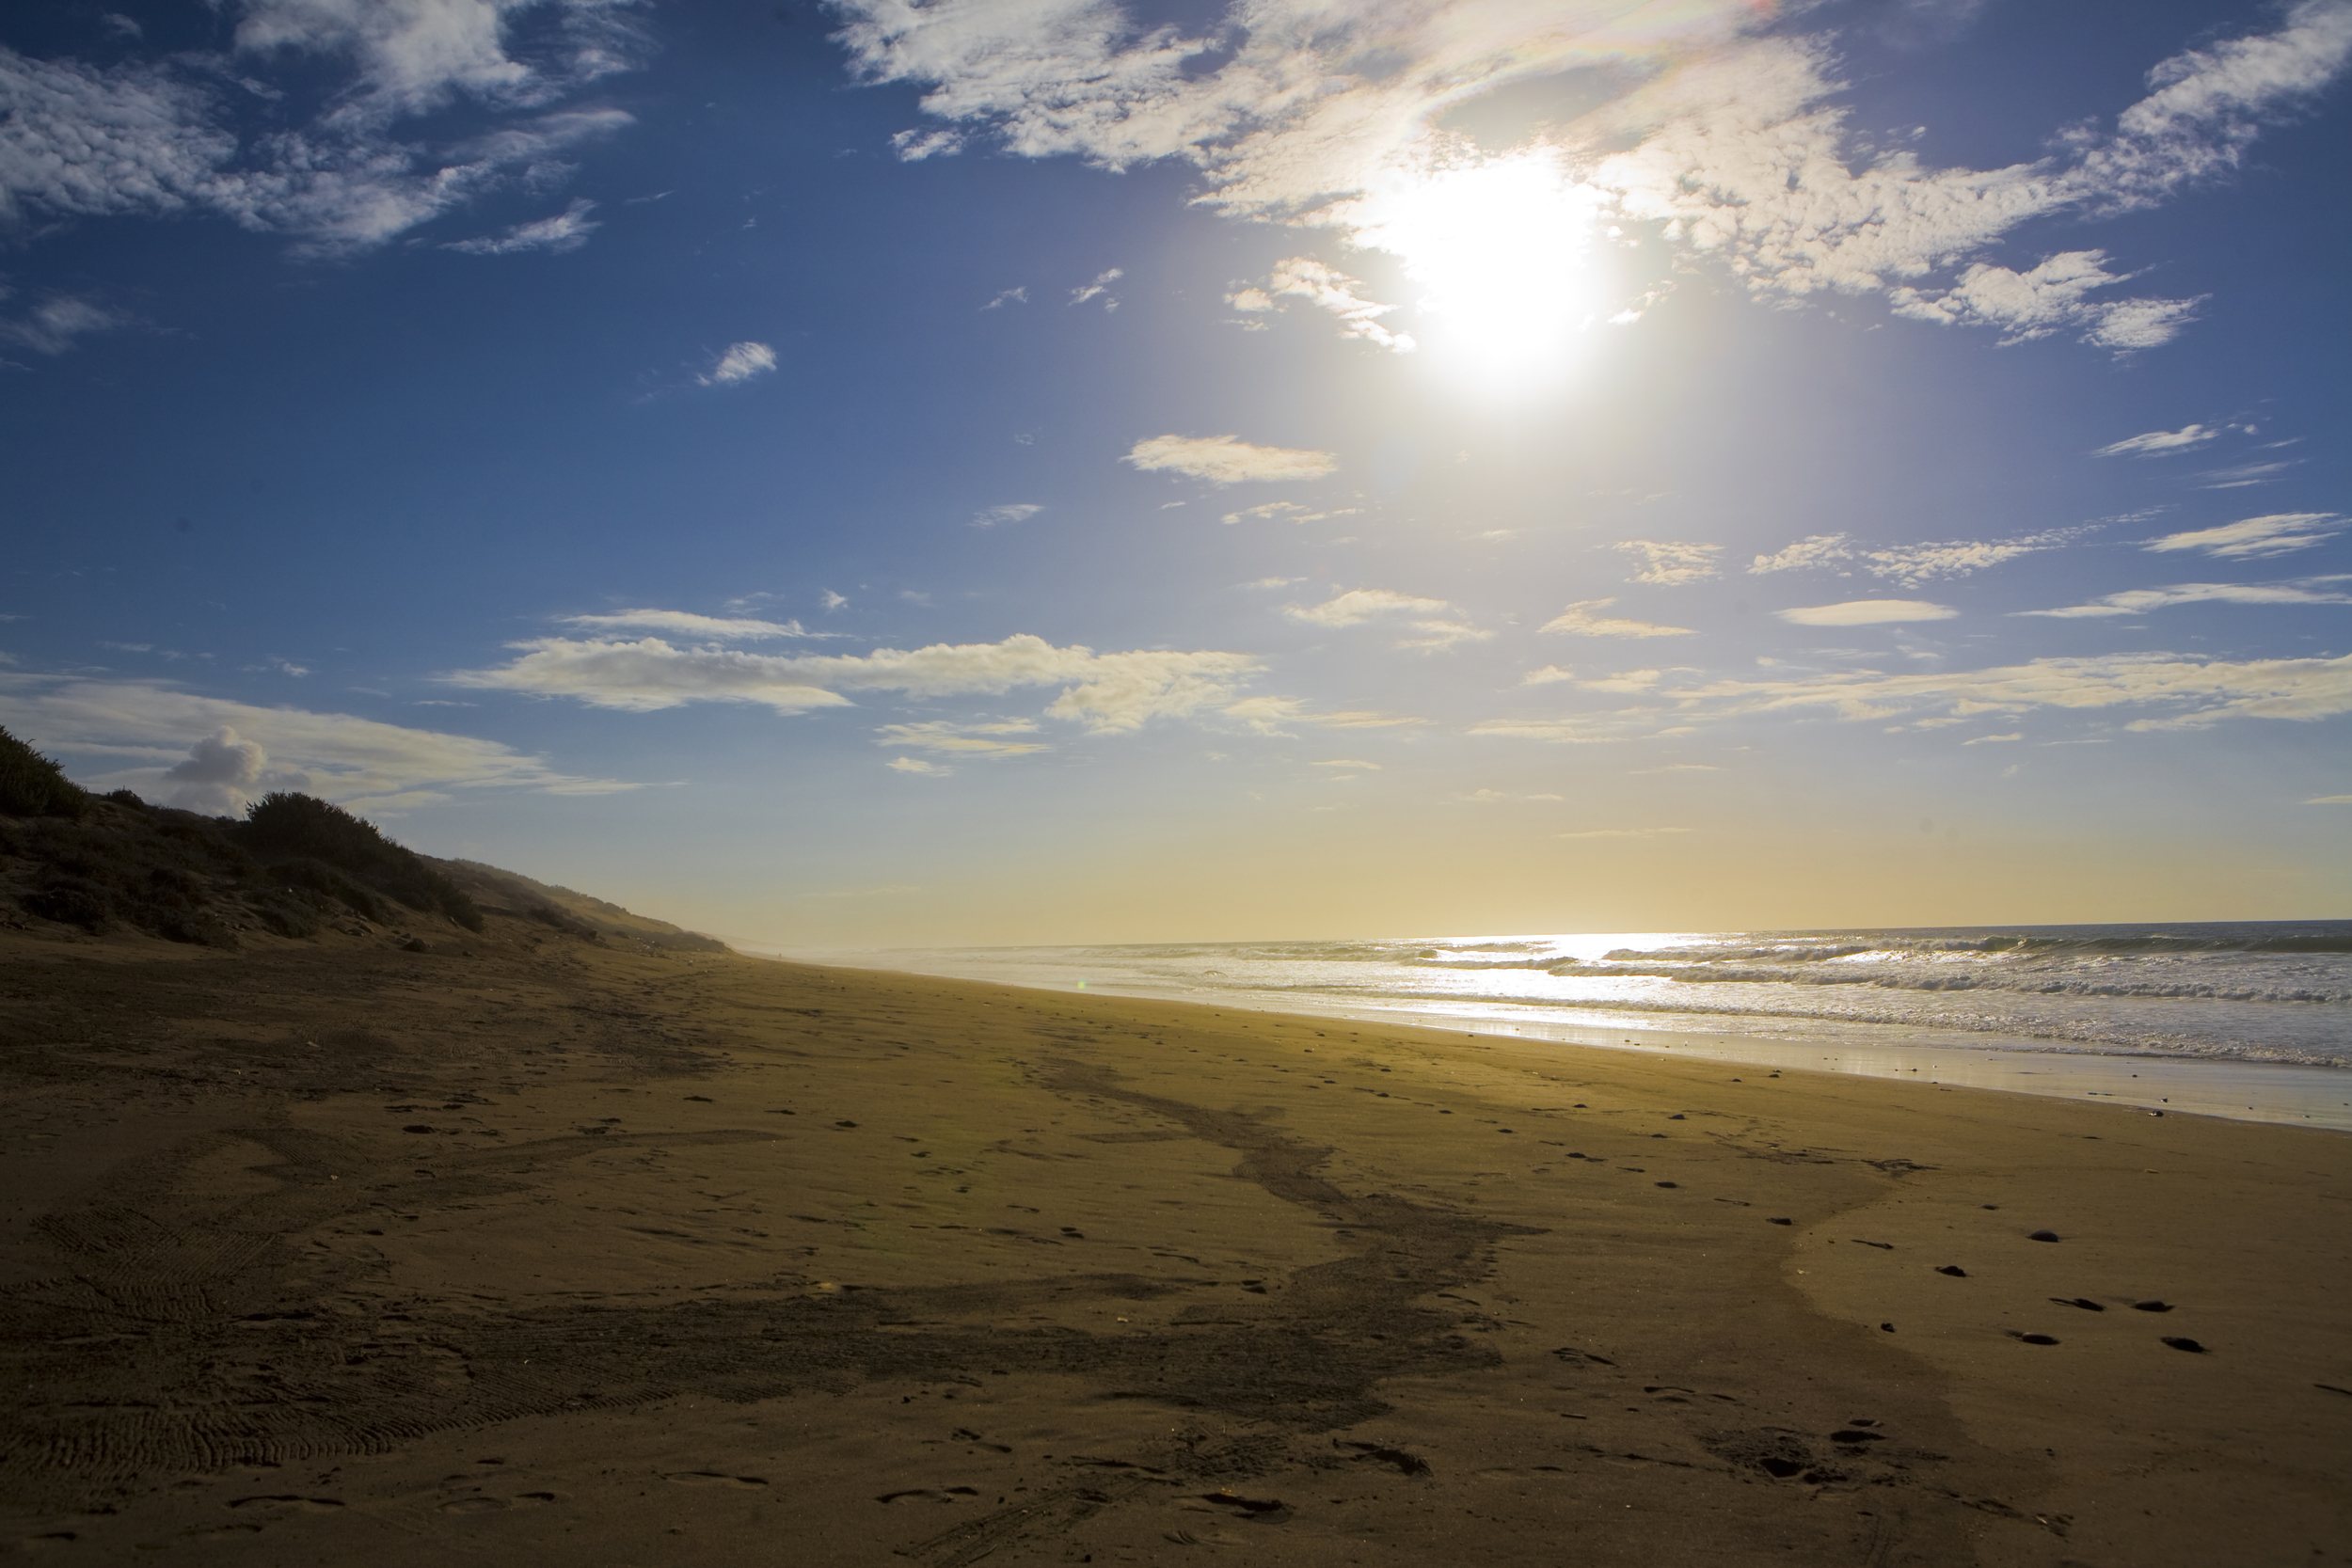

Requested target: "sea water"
[{"left": 796, "top": 921, "right": 2352, "bottom": 1131}]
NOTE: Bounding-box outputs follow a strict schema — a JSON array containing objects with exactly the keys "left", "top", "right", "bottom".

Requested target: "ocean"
[{"left": 802, "top": 921, "right": 2352, "bottom": 1131}]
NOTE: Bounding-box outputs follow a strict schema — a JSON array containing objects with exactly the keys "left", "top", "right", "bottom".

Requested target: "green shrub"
[
  {"left": 239, "top": 793, "right": 484, "bottom": 931},
  {"left": 0, "top": 727, "right": 92, "bottom": 818}
]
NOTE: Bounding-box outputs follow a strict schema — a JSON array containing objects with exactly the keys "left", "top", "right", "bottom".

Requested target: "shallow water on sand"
[{"left": 776, "top": 920, "right": 2352, "bottom": 1132}]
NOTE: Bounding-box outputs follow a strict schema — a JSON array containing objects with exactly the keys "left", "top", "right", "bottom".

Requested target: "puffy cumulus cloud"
[
  {"left": 831, "top": 0, "right": 2352, "bottom": 353},
  {"left": 1887, "top": 250, "right": 2201, "bottom": 350},
  {"left": 0, "top": 293, "right": 130, "bottom": 356},
  {"left": 556, "top": 608, "right": 828, "bottom": 640},
  {"left": 2015, "top": 576, "right": 2352, "bottom": 619},
  {"left": 2143, "top": 513, "right": 2341, "bottom": 559},
  {"left": 1227, "top": 257, "right": 1415, "bottom": 351},
  {"left": 1776, "top": 598, "right": 1957, "bottom": 626},
  {"left": 445, "top": 633, "right": 1263, "bottom": 735},
  {"left": 1125, "top": 434, "right": 1337, "bottom": 484},
  {"left": 1612, "top": 540, "right": 1720, "bottom": 586},
  {"left": 2095, "top": 423, "right": 2219, "bottom": 457},
  {"left": 442, "top": 196, "right": 597, "bottom": 254},
  {"left": 701, "top": 341, "right": 776, "bottom": 386},
  {"left": 0, "top": 674, "right": 633, "bottom": 812},
  {"left": 1285, "top": 588, "right": 1449, "bottom": 628},
  {"left": 154, "top": 727, "right": 313, "bottom": 816},
  {"left": 0, "top": 2, "right": 643, "bottom": 256},
  {"left": 1540, "top": 599, "right": 1692, "bottom": 638},
  {"left": 875, "top": 719, "right": 1049, "bottom": 756}
]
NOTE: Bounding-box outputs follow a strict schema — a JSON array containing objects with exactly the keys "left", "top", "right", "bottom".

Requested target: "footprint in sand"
[
  {"left": 2161, "top": 1337, "right": 2210, "bottom": 1354},
  {"left": 662, "top": 1472, "right": 770, "bottom": 1488}
]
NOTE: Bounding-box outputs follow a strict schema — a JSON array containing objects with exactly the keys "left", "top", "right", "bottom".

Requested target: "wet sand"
[{"left": 3, "top": 922, "right": 2347, "bottom": 1565}]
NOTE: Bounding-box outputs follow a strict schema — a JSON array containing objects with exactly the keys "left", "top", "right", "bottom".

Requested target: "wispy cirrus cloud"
[
  {"left": 2095, "top": 423, "right": 2220, "bottom": 457},
  {"left": 972, "top": 502, "right": 1042, "bottom": 528},
  {"left": 1221, "top": 696, "right": 1426, "bottom": 736},
  {"left": 1775, "top": 599, "right": 1958, "bottom": 626},
  {"left": 1227, "top": 257, "right": 1415, "bottom": 351},
  {"left": 0, "top": 1, "right": 644, "bottom": 257},
  {"left": 0, "top": 673, "right": 635, "bottom": 814},
  {"left": 1286, "top": 588, "right": 1447, "bottom": 627},
  {"left": 1540, "top": 599, "right": 1692, "bottom": 639},
  {"left": 876, "top": 719, "right": 1050, "bottom": 756},
  {"left": 2143, "top": 513, "right": 2341, "bottom": 559},
  {"left": 556, "top": 609, "right": 831, "bottom": 640},
  {"left": 2016, "top": 577, "right": 2352, "bottom": 619},
  {"left": 446, "top": 633, "right": 1263, "bottom": 735},
  {"left": 0, "top": 292, "right": 129, "bottom": 356},
  {"left": 700, "top": 341, "right": 776, "bottom": 386},
  {"left": 1125, "top": 434, "right": 1337, "bottom": 484},
  {"left": 1750, "top": 528, "right": 2090, "bottom": 586},
  {"left": 443, "top": 197, "right": 598, "bottom": 254}
]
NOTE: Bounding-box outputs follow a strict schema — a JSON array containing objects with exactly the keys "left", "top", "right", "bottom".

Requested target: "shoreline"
[{"left": 762, "top": 947, "right": 2352, "bottom": 1134}]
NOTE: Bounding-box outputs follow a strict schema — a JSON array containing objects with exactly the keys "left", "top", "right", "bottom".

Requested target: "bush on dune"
[
  {"left": 0, "top": 727, "right": 92, "bottom": 819},
  {"left": 238, "top": 793, "right": 485, "bottom": 931}
]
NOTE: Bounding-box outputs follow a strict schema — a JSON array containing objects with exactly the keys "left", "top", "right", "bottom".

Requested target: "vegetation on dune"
[
  {"left": 0, "top": 727, "right": 92, "bottom": 819},
  {"left": 238, "top": 792, "right": 485, "bottom": 932}
]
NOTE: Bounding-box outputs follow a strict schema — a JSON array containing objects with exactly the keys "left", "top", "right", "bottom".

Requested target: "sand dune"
[{"left": 2, "top": 916, "right": 2346, "bottom": 1565}]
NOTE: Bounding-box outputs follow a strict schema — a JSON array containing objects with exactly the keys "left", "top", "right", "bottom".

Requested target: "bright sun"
[{"left": 1343, "top": 147, "right": 1607, "bottom": 390}]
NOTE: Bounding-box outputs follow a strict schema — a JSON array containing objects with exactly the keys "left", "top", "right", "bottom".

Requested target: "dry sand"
[{"left": 2, "top": 917, "right": 2346, "bottom": 1566}]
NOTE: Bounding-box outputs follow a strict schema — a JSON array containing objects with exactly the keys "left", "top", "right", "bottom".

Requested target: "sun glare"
[{"left": 1343, "top": 148, "right": 1606, "bottom": 392}]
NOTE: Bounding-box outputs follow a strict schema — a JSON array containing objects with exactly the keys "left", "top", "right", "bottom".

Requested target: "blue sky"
[{"left": 2, "top": 0, "right": 2346, "bottom": 945}]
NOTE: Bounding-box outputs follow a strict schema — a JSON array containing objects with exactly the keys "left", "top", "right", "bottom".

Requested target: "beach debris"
[
  {"left": 1549, "top": 1346, "right": 1615, "bottom": 1366},
  {"left": 1655, "top": 1181, "right": 1678, "bottom": 1189},
  {"left": 1852, "top": 1239, "right": 1894, "bottom": 1249},
  {"left": 2051, "top": 1297, "right": 2106, "bottom": 1311},
  {"left": 2009, "top": 1333, "right": 2060, "bottom": 1345},
  {"left": 2131, "top": 1300, "right": 2174, "bottom": 1312},
  {"left": 1768, "top": 1217, "right": 1793, "bottom": 1226},
  {"left": 2027, "top": 1230, "right": 2061, "bottom": 1243},
  {"left": 1831, "top": 1429, "right": 1886, "bottom": 1443},
  {"left": 2161, "top": 1337, "right": 2209, "bottom": 1354},
  {"left": 1935, "top": 1265, "right": 1968, "bottom": 1276},
  {"left": 1197, "top": 1491, "right": 1290, "bottom": 1521},
  {"left": 1880, "top": 1323, "right": 1896, "bottom": 1332},
  {"left": 401, "top": 1124, "right": 435, "bottom": 1133}
]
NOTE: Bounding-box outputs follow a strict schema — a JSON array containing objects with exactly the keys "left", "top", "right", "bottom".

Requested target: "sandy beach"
[{"left": 4, "top": 916, "right": 2347, "bottom": 1566}]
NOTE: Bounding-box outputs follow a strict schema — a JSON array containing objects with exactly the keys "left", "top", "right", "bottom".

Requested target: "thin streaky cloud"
[
  {"left": 2143, "top": 514, "right": 2341, "bottom": 559},
  {"left": 701, "top": 341, "right": 776, "bottom": 386},
  {"left": 1613, "top": 540, "right": 1721, "bottom": 586},
  {"left": 442, "top": 198, "right": 599, "bottom": 255},
  {"left": 2094, "top": 423, "right": 2219, "bottom": 456},
  {"left": 2015, "top": 577, "right": 2352, "bottom": 619},
  {"left": 557, "top": 609, "right": 834, "bottom": 641},
  {"left": 1776, "top": 599, "right": 1958, "bottom": 626},
  {"left": 1541, "top": 600, "right": 1692, "bottom": 639},
  {"left": 1125, "top": 434, "right": 1337, "bottom": 484},
  {"left": 1286, "top": 589, "right": 1449, "bottom": 628}
]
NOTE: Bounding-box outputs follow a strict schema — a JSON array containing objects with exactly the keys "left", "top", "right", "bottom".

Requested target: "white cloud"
[
  {"left": 446, "top": 633, "right": 1263, "bottom": 734},
  {"left": 1069, "top": 267, "right": 1122, "bottom": 307},
  {"left": 1540, "top": 599, "right": 1692, "bottom": 639},
  {"left": 1752, "top": 528, "right": 2087, "bottom": 585},
  {"left": 886, "top": 755, "right": 951, "bottom": 776},
  {"left": 876, "top": 719, "right": 1049, "bottom": 756},
  {"left": 1221, "top": 695, "right": 1426, "bottom": 735},
  {"left": 821, "top": 590, "right": 849, "bottom": 611},
  {"left": 1963, "top": 732, "right": 2023, "bottom": 745},
  {"left": 832, "top": 0, "right": 2352, "bottom": 356},
  {"left": 2308, "top": 794, "right": 2352, "bottom": 804},
  {"left": 973, "top": 502, "right": 1042, "bottom": 528},
  {"left": 1686, "top": 650, "right": 2352, "bottom": 730},
  {"left": 443, "top": 196, "right": 597, "bottom": 254},
  {"left": 1613, "top": 540, "right": 1721, "bottom": 586},
  {"left": 154, "top": 727, "right": 314, "bottom": 815},
  {"left": 701, "top": 341, "right": 776, "bottom": 386},
  {"left": 1229, "top": 257, "right": 1415, "bottom": 352},
  {"left": 1125, "top": 434, "right": 1337, "bottom": 484},
  {"left": 2094, "top": 423, "right": 2219, "bottom": 457},
  {"left": 2143, "top": 513, "right": 2342, "bottom": 559},
  {"left": 0, "top": 293, "right": 128, "bottom": 356},
  {"left": 1887, "top": 250, "right": 2202, "bottom": 349},
  {"left": 1311, "top": 757, "right": 1379, "bottom": 769},
  {"left": 1221, "top": 501, "right": 1359, "bottom": 527},
  {"left": 1286, "top": 588, "right": 1449, "bottom": 627},
  {"left": 1749, "top": 534, "right": 1854, "bottom": 575},
  {"left": 983, "top": 286, "right": 1026, "bottom": 308},
  {"left": 0, "top": 674, "right": 634, "bottom": 812},
  {"left": 893, "top": 127, "right": 963, "bottom": 160},
  {"left": 1520, "top": 665, "right": 1577, "bottom": 686},
  {"left": 1397, "top": 620, "right": 1494, "bottom": 652},
  {"left": 556, "top": 609, "right": 828, "bottom": 640},
  {"left": 0, "top": 8, "right": 640, "bottom": 257},
  {"left": 1775, "top": 599, "right": 1958, "bottom": 626},
  {"left": 2016, "top": 577, "right": 2352, "bottom": 619}
]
